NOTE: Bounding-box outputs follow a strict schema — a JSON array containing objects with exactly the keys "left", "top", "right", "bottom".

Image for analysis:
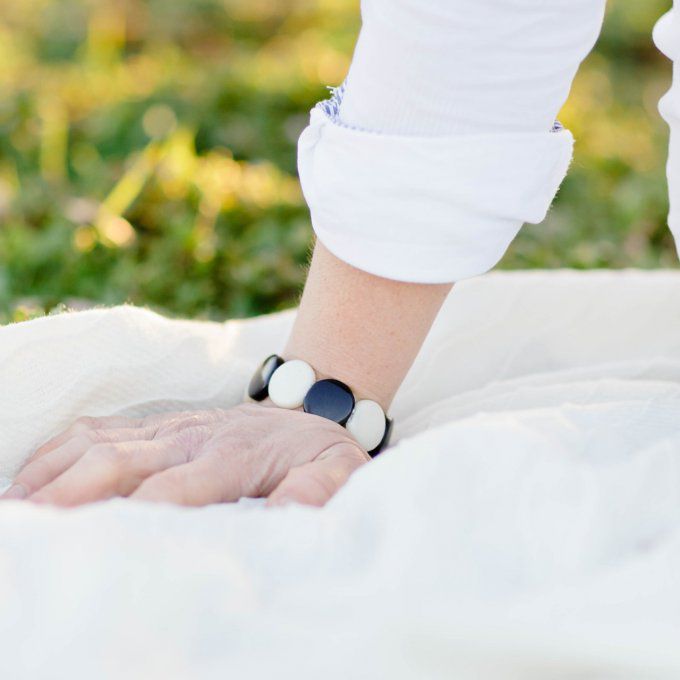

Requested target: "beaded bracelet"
[{"left": 247, "top": 355, "right": 392, "bottom": 457}]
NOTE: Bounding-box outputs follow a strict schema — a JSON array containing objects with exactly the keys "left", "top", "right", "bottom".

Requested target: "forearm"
[
  {"left": 285, "top": 241, "right": 451, "bottom": 410},
  {"left": 290, "top": 0, "right": 608, "bottom": 414}
]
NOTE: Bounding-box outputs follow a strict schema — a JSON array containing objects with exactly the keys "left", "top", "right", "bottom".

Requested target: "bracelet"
[{"left": 247, "top": 355, "right": 393, "bottom": 457}]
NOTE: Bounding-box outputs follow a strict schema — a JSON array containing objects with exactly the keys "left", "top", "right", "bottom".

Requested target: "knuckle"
[
  {"left": 329, "top": 440, "right": 369, "bottom": 464},
  {"left": 86, "top": 443, "right": 125, "bottom": 468},
  {"left": 286, "top": 466, "right": 309, "bottom": 483},
  {"left": 154, "top": 417, "right": 184, "bottom": 437},
  {"left": 72, "top": 416, "right": 98, "bottom": 433},
  {"left": 313, "top": 473, "right": 339, "bottom": 498},
  {"left": 173, "top": 426, "right": 209, "bottom": 456},
  {"left": 343, "top": 442, "right": 371, "bottom": 463},
  {"left": 289, "top": 468, "right": 335, "bottom": 499},
  {"left": 70, "top": 433, "right": 97, "bottom": 449},
  {"left": 17, "top": 458, "right": 51, "bottom": 486}
]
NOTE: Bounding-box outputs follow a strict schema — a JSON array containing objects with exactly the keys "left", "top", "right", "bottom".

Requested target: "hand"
[{"left": 2, "top": 404, "right": 370, "bottom": 508}]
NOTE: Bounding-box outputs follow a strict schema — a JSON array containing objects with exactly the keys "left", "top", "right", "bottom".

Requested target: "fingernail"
[{"left": 1, "top": 484, "right": 27, "bottom": 501}]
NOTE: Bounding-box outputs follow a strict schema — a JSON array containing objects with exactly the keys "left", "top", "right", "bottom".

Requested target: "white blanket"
[{"left": 1, "top": 270, "right": 680, "bottom": 679}]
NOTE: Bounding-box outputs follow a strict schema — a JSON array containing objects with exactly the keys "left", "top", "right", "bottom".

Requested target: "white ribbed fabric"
[
  {"left": 2, "top": 271, "right": 680, "bottom": 678},
  {"left": 298, "top": 0, "right": 679, "bottom": 283}
]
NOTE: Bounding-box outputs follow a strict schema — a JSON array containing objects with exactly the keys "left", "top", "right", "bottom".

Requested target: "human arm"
[
  {"left": 3, "top": 242, "right": 449, "bottom": 506},
  {"left": 3, "top": 0, "right": 608, "bottom": 507},
  {"left": 283, "top": 242, "right": 451, "bottom": 410}
]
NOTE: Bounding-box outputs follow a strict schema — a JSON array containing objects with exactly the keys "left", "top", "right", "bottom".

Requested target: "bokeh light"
[{"left": 0, "top": 0, "right": 675, "bottom": 323}]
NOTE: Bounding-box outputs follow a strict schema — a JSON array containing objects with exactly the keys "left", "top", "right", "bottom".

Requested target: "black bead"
[
  {"left": 248, "top": 354, "right": 285, "bottom": 401},
  {"left": 368, "top": 417, "right": 393, "bottom": 458},
  {"left": 303, "top": 379, "right": 355, "bottom": 426}
]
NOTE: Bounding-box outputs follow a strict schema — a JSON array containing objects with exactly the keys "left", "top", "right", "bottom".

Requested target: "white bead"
[
  {"left": 268, "top": 360, "right": 316, "bottom": 409},
  {"left": 346, "top": 400, "right": 387, "bottom": 452}
]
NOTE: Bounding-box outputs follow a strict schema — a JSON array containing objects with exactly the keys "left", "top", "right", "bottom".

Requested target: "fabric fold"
[{"left": 298, "top": 106, "right": 573, "bottom": 283}]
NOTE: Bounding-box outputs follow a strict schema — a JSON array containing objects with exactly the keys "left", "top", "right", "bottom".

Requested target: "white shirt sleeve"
[
  {"left": 654, "top": 3, "right": 680, "bottom": 251},
  {"left": 297, "top": 0, "right": 607, "bottom": 283}
]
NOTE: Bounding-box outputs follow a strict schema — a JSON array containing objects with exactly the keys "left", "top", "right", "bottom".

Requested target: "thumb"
[{"left": 267, "top": 442, "right": 368, "bottom": 508}]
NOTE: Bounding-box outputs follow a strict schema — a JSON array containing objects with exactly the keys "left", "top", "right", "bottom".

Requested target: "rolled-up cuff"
[{"left": 298, "top": 104, "right": 574, "bottom": 283}]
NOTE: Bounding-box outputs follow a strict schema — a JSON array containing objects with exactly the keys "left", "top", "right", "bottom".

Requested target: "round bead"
[
  {"left": 303, "top": 379, "right": 355, "bottom": 426},
  {"left": 369, "top": 418, "right": 393, "bottom": 458},
  {"left": 346, "top": 400, "right": 388, "bottom": 453},
  {"left": 268, "top": 360, "right": 316, "bottom": 409},
  {"left": 247, "top": 354, "right": 284, "bottom": 402}
]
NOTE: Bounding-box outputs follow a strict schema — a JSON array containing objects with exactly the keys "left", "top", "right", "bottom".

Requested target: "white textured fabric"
[
  {"left": 338, "top": 0, "right": 606, "bottom": 136},
  {"left": 298, "top": 113, "right": 574, "bottom": 283},
  {"left": 2, "top": 270, "right": 680, "bottom": 678},
  {"left": 298, "top": 0, "right": 679, "bottom": 283}
]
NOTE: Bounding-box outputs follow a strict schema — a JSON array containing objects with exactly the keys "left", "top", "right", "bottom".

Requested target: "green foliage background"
[{"left": 0, "top": 0, "right": 675, "bottom": 323}]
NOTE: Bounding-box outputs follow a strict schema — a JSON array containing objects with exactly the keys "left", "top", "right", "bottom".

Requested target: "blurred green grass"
[{"left": 0, "top": 0, "right": 675, "bottom": 323}]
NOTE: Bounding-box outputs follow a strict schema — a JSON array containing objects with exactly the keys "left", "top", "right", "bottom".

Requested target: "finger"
[
  {"left": 29, "top": 440, "right": 186, "bottom": 507},
  {"left": 267, "top": 443, "right": 368, "bottom": 508},
  {"left": 30, "top": 415, "right": 146, "bottom": 462},
  {"left": 9, "top": 428, "right": 156, "bottom": 498},
  {"left": 131, "top": 456, "right": 236, "bottom": 506}
]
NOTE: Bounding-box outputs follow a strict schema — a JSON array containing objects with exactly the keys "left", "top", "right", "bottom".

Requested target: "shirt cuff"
[{"left": 298, "top": 95, "right": 574, "bottom": 284}]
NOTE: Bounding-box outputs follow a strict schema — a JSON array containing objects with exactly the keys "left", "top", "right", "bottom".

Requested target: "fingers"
[
  {"left": 29, "top": 440, "right": 187, "bottom": 507},
  {"left": 130, "top": 456, "right": 236, "bottom": 506},
  {"left": 29, "top": 415, "right": 147, "bottom": 463},
  {"left": 5, "top": 406, "right": 370, "bottom": 509},
  {"left": 12, "top": 427, "right": 157, "bottom": 495},
  {"left": 267, "top": 443, "right": 368, "bottom": 508},
  {"left": 11, "top": 435, "right": 107, "bottom": 498}
]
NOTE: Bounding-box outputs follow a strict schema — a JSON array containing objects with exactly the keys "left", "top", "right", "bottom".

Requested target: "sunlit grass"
[{"left": 0, "top": 0, "right": 675, "bottom": 323}]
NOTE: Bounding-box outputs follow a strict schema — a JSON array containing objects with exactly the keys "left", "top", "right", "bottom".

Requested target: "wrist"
[
  {"left": 245, "top": 355, "right": 393, "bottom": 456},
  {"left": 281, "top": 348, "right": 390, "bottom": 411},
  {"left": 283, "top": 242, "right": 451, "bottom": 413}
]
